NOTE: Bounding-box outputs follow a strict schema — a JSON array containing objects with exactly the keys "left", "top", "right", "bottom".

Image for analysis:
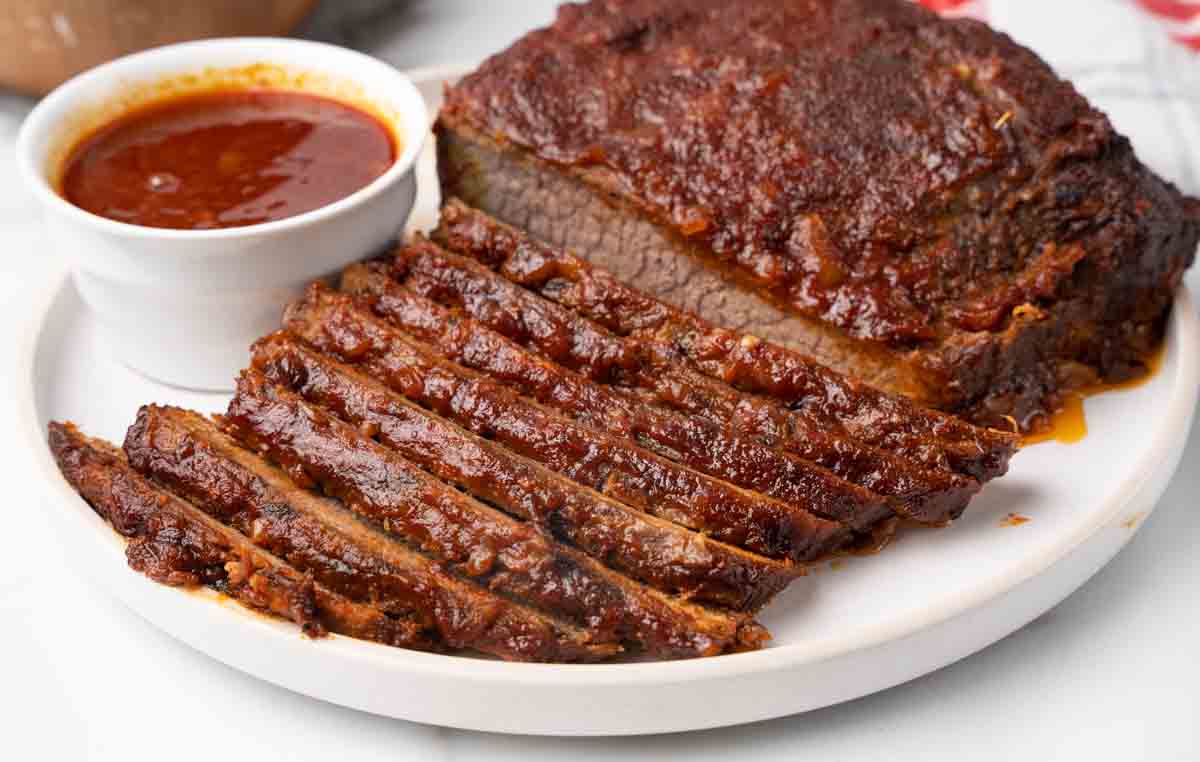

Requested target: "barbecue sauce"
[
  {"left": 1023, "top": 345, "right": 1165, "bottom": 446},
  {"left": 60, "top": 90, "right": 395, "bottom": 230}
]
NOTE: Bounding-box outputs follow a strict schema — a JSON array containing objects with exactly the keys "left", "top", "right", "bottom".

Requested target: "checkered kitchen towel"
[{"left": 919, "top": 0, "right": 1200, "bottom": 196}]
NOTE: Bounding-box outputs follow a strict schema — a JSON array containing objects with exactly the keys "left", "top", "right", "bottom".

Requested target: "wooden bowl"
[{"left": 0, "top": 0, "right": 318, "bottom": 96}]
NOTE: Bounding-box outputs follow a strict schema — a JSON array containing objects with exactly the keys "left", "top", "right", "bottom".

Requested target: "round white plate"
[{"left": 19, "top": 66, "right": 1200, "bottom": 736}]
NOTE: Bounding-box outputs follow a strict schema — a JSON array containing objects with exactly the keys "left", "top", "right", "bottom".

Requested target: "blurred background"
[{"left": 0, "top": 0, "right": 562, "bottom": 95}]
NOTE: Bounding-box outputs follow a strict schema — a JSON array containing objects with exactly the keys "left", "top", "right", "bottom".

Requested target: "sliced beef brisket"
[
  {"left": 432, "top": 200, "right": 1018, "bottom": 482},
  {"left": 224, "top": 369, "right": 764, "bottom": 658},
  {"left": 122, "top": 406, "right": 616, "bottom": 661},
  {"left": 283, "top": 283, "right": 848, "bottom": 561},
  {"left": 48, "top": 422, "right": 432, "bottom": 649},
  {"left": 392, "top": 232, "right": 981, "bottom": 523},
  {"left": 339, "top": 264, "right": 895, "bottom": 533},
  {"left": 251, "top": 333, "right": 796, "bottom": 611}
]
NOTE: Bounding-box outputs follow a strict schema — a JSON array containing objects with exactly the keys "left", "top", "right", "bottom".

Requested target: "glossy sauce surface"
[
  {"left": 60, "top": 90, "right": 395, "bottom": 230},
  {"left": 1024, "top": 346, "right": 1165, "bottom": 446},
  {"left": 440, "top": 0, "right": 1145, "bottom": 343},
  {"left": 432, "top": 201, "right": 1020, "bottom": 483}
]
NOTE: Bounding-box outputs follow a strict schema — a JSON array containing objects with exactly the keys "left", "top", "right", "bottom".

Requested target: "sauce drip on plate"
[
  {"left": 60, "top": 90, "right": 396, "bottom": 230},
  {"left": 1023, "top": 345, "right": 1165, "bottom": 446}
]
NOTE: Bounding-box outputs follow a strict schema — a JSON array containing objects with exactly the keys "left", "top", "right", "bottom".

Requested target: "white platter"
[{"left": 19, "top": 66, "right": 1200, "bottom": 736}]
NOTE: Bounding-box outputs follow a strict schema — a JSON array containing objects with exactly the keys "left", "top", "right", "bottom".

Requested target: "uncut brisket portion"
[
  {"left": 123, "top": 406, "right": 615, "bottom": 662},
  {"left": 438, "top": 0, "right": 1198, "bottom": 432},
  {"left": 433, "top": 201, "right": 1019, "bottom": 482},
  {"left": 48, "top": 422, "right": 429, "bottom": 648},
  {"left": 339, "top": 265, "right": 893, "bottom": 534},
  {"left": 252, "top": 334, "right": 794, "bottom": 611},
  {"left": 392, "top": 235, "right": 981, "bottom": 524},
  {"left": 283, "top": 284, "right": 847, "bottom": 561},
  {"left": 225, "top": 370, "right": 765, "bottom": 658}
]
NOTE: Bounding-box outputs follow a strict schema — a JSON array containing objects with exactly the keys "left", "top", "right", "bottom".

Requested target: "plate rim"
[{"left": 16, "top": 66, "right": 1200, "bottom": 692}]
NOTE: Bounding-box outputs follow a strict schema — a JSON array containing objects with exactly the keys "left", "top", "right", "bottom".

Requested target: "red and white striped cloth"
[
  {"left": 910, "top": 0, "right": 1200, "bottom": 199},
  {"left": 918, "top": 0, "right": 989, "bottom": 18},
  {"left": 1133, "top": 0, "right": 1200, "bottom": 49},
  {"left": 920, "top": 0, "right": 1200, "bottom": 50}
]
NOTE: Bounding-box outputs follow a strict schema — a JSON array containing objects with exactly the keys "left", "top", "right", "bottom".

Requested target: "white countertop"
[{"left": 1, "top": 1, "right": 1197, "bottom": 759}]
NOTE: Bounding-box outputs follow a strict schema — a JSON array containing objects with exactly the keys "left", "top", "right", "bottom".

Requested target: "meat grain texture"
[
  {"left": 48, "top": 0, "right": 1123, "bottom": 658},
  {"left": 438, "top": 0, "right": 1199, "bottom": 431},
  {"left": 48, "top": 197, "right": 1025, "bottom": 661}
]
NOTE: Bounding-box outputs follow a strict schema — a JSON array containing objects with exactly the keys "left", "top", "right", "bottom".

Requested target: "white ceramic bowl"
[{"left": 16, "top": 37, "right": 428, "bottom": 390}]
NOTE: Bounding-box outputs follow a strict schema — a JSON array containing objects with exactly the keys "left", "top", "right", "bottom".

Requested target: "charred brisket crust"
[
  {"left": 224, "top": 369, "right": 764, "bottom": 658},
  {"left": 338, "top": 263, "right": 893, "bottom": 534},
  {"left": 283, "top": 284, "right": 847, "bottom": 561},
  {"left": 249, "top": 333, "right": 797, "bottom": 611},
  {"left": 437, "top": 125, "right": 937, "bottom": 403},
  {"left": 122, "top": 406, "right": 616, "bottom": 662},
  {"left": 392, "top": 233, "right": 981, "bottom": 524},
  {"left": 48, "top": 422, "right": 432, "bottom": 649},
  {"left": 430, "top": 199, "right": 1017, "bottom": 481},
  {"left": 438, "top": 0, "right": 1199, "bottom": 430}
]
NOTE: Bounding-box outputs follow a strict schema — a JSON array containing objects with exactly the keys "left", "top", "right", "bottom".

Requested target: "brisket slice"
[
  {"left": 339, "top": 263, "right": 894, "bottom": 534},
  {"left": 251, "top": 333, "right": 794, "bottom": 611},
  {"left": 283, "top": 284, "right": 847, "bottom": 560},
  {"left": 225, "top": 370, "right": 765, "bottom": 658},
  {"left": 437, "top": 0, "right": 1198, "bottom": 432},
  {"left": 48, "top": 422, "right": 430, "bottom": 649},
  {"left": 433, "top": 201, "right": 1019, "bottom": 482},
  {"left": 393, "top": 234, "right": 981, "bottom": 524},
  {"left": 123, "top": 406, "right": 615, "bottom": 662}
]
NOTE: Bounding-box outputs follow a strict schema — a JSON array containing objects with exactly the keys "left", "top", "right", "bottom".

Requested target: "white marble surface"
[{"left": 1, "top": 1, "right": 1198, "bottom": 758}]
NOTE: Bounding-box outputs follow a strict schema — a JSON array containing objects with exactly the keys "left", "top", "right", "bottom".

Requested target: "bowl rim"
[{"left": 14, "top": 36, "right": 428, "bottom": 244}]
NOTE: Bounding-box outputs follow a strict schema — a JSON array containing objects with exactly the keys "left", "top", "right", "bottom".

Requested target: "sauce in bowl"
[{"left": 59, "top": 90, "right": 396, "bottom": 230}]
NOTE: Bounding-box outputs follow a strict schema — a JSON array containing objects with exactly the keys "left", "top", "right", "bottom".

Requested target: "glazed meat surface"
[
  {"left": 251, "top": 333, "right": 798, "bottom": 610},
  {"left": 340, "top": 262, "right": 894, "bottom": 533},
  {"left": 438, "top": 0, "right": 1199, "bottom": 429},
  {"left": 432, "top": 201, "right": 1017, "bottom": 483},
  {"left": 48, "top": 422, "right": 433, "bottom": 650},
  {"left": 224, "top": 369, "right": 763, "bottom": 658},
  {"left": 123, "top": 406, "right": 615, "bottom": 661},
  {"left": 402, "top": 227, "right": 983, "bottom": 521},
  {"left": 284, "top": 284, "right": 848, "bottom": 560}
]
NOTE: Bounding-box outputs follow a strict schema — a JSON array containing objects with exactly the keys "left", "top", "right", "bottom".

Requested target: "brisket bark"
[
  {"left": 393, "top": 232, "right": 981, "bottom": 523},
  {"left": 122, "top": 405, "right": 616, "bottom": 661},
  {"left": 282, "top": 283, "right": 847, "bottom": 561},
  {"left": 437, "top": 0, "right": 1198, "bottom": 431},
  {"left": 251, "top": 333, "right": 795, "bottom": 611},
  {"left": 224, "top": 370, "right": 765, "bottom": 657},
  {"left": 48, "top": 422, "right": 431, "bottom": 648},
  {"left": 339, "top": 263, "right": 896, "bottom": 533},
  {"left": 433, "top": 201, "right": 1019, "bottom": 481}
]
